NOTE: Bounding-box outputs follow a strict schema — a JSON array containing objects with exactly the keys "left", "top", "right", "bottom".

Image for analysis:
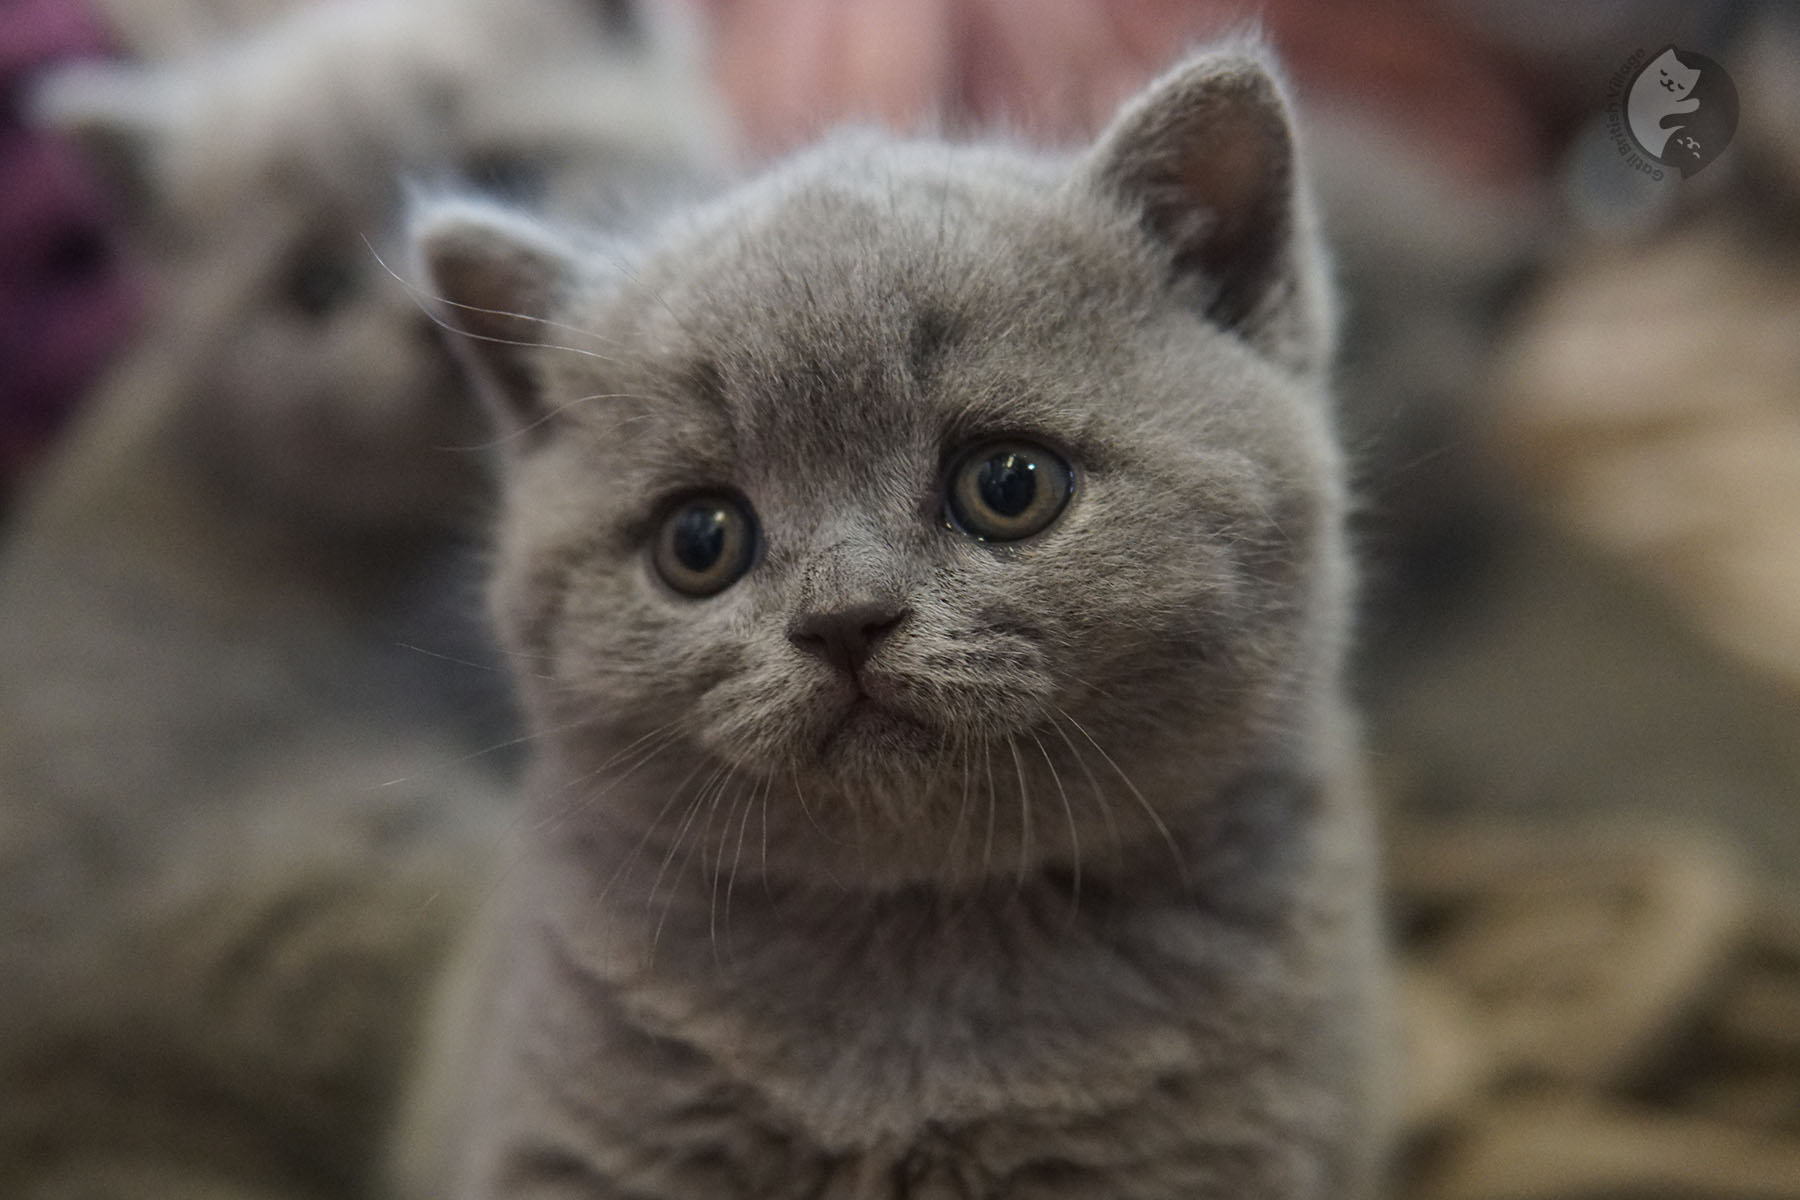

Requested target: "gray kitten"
[{"left": 401, "top": 42, "right": 1384, "bottom": 1200}]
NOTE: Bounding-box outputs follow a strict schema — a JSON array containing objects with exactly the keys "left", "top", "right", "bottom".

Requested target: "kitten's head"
[
  {"left": 36, "top": 0, "right": 724, "bottom": 530},
  {"left": 415, "top": 45, "right": 1349, "bottom": 888}
]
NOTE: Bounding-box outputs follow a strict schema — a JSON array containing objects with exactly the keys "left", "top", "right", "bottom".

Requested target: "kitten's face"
[
  {"left": 45, "top": 0, "right": 723, "bottom": 529},
  {"left": 472, "top": 124, "right": 1345, "bottom": 886},
  {"left": 157, "top": 174, "right": 477, "bottom": 527}
]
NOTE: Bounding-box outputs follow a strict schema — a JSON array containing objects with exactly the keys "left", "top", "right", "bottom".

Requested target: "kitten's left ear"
[
  {"left": 31, "top": 61, "right": 182, "bottom": 222},
  {"left": 1080, "top": 44, "right": 1333, "bottom": 377},
  {"left": 410, "top": 199, "right": 580, "bottom": 438}
]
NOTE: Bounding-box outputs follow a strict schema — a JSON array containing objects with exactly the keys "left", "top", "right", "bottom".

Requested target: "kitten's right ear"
[
  {"left": 1078, "top": 42, "right": 1333, "bottom": 378},
  {"left": 410, "top": 200, "right": 579, "bottom": 435},
  {"left": 32, "top": 62, "right": 180, "bottom": 221}
]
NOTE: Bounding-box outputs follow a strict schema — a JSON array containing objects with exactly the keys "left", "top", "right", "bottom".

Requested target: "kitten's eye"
[
  {"left": 461, "top": 148, "right": 550, "bottom": 199},
  {"left": 946, "top": 440, "right": 1074, "bottom": 542},
  {"left": 653, "top": 495, "right": 758, "bottom": 597},
  {"left": 284, "top": 246, "right": 362, "bottom": 319}
]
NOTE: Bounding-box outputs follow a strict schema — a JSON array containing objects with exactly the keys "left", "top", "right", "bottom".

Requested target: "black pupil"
[
  {"left": 976, "top": 453, "right": 1036, "bottom": 517},
  {"left": 673, "top": 506, "right": 729, "bottom": 573}
]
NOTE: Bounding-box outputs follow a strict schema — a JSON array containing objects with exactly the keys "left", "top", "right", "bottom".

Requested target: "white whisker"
[
  {"left": 1029, "top": 729, "right": 1080, "bottom": 919},
  {"left": 1048, "top": 713, "right": 1122, "bottom": 873},
  {"left": 1006, "top": 735, "right": 1031, "bottom": 890},
  {"left": 981, "top": 740, "right": 998, "bottom": 881},
  {"left": 1053, "top": 704, "right": 1187, "bottom": 886}
]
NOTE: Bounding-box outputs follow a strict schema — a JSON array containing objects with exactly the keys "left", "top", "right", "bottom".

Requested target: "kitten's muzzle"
[{"left": 787, "top": 602, "right": 910, "bottom": 678}]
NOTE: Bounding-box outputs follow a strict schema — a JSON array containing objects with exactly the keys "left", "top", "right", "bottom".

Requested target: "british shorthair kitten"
[{"left": 402, "top": 42, "right": 1383, "bottom": 1200}]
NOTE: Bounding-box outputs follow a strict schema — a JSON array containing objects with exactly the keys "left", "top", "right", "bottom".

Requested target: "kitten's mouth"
[{"left": 815, "top": 693, "right": 934, "bottom": 758}]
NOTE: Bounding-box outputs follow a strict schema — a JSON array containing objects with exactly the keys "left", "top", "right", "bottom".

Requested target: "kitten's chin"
[{"left": 816, "top": 696, "right": 938, "bottom": 764}]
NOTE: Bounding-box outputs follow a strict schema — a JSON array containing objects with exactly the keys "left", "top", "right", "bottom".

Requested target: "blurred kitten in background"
[
  {"left": 0, "top": 2, "right": 727, "bottom": 1196},
  {"left": 35, "top": 0, "right": 724, "bottom": 530}
]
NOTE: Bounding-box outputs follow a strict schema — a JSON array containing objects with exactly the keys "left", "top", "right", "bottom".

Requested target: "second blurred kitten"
[
  {"left": 38, "top": 0, "right": 724, "bottom": 529},
  {"left": 0, "top": 2, "right": 726, "bottom": 1195}
]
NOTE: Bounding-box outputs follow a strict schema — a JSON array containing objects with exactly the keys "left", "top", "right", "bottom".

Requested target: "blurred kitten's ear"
[
  {"left": 1081, "top": 43, "right": 1333, "bottom": 377},
  {"left": 410, "top": 200, "right": 579, "bottom": 436},
  {"left": 31, "top": 62, "right": 178, "bottom": 221}
]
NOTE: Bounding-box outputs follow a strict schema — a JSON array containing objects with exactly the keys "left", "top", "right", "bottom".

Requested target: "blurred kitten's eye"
[
  {"left": 461, "top": 148, "right": 550, "bottom": 199},
  {"left": 653, "top": 495, "right": 758, "bottom": 597},
  {"left": 947, "top": 440, "right": 1074, "bottom": 542},
  {"left": 284, "top": 245, "right": 362, "bottom": 319}
]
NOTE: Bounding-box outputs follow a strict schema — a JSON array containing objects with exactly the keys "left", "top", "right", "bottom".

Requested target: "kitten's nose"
[{"left": 788, "top": 602, "right": 908, "bottom": 676}]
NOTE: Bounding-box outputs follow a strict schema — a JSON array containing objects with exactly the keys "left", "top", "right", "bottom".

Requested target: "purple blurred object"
[{"left": 0, "top": 0, "right": 138, "bottom": 497}]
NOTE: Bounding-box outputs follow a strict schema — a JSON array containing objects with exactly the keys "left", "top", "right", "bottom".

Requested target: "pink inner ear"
[
  {"left": 1136, "top": 84, "right": 1291, "bottom": 329},
  {"left": 1176, "top": 100, "right": 1284, "bottom": 263},
  {"left": 1087, "top": 51, "right": 1332, "bottom": 371}
]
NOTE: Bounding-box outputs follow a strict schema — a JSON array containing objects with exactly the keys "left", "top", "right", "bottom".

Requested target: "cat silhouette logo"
[{"left": 1623, "top": 46, "right": 1738, "bottom": 179}]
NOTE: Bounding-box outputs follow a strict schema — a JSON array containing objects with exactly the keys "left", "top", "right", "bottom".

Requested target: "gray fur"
[{"left": 403, "top": 43, "right": 1384, "bottom": 1200}]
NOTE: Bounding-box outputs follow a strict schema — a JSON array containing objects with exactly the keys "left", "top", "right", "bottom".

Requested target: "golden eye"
[
  {"left": 653, "top": 495, "right": 757, "bottom": 596},
  {"left": 946, "top": 440, "right": 1074, "bottom": 542}
]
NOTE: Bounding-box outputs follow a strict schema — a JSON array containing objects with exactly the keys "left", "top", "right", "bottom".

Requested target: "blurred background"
[{"left": 3, "top": 0, "right": 1800, "bottom": 1197}]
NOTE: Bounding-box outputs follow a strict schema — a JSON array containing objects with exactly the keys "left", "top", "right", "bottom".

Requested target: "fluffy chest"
[
  {"left": 476, "top": 880, "right": 1345, "bottom": 1200},
  {"left": 529, "top": 873, "right": 1310, "bottom": 1143}
]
